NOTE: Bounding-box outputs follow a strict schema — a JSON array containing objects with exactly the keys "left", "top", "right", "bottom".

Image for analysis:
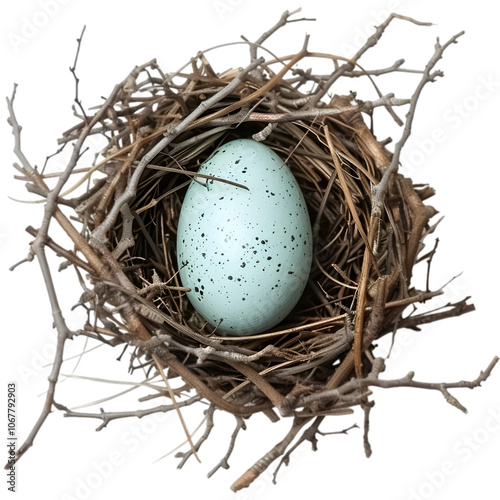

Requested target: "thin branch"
[
  {"left": 393, "top": 297, "right": 475, "bottom": 331},
  {"left": 308, "top": 14, "right": 433, "bottom": 107},
  {"left": 54, "top": 396, "right": 201, "bottom": 431},
  {"left": 272, "top": 416, "right": 323, "bottom": 483},
  {"left": 207, "top": 415, "right": 246, "bottom": 478},
  {"left": 231, "top": 417, "right": 312, "bottom": 492},
  {"left": 299, "top": 356, "right": 498, "bottom": 408},
  {"left": 351, "top": 31, "right": 464, "bottom": 379},
  {"left": 175, "top": 406, "right": 214, "bottom": 468},
  {"left": 273, "top": 419, "right": 358, "bottom": 483},
  {"left": 70, "top": 25, "right": 88, "bottom": 121},
  {"left": 23, "top": 225, "right": 94, "bottom": 274},
  {"left": 247, "top": 8, "right": 315, "bottom": 63},
  {"left": 5, "top": 248, "right": 73, "bottom": 467},
  {"left": 372, "top": 32, "right": 465, "bottom": 208},
  {"left": 361, "top": 400, "right": 375, "bottom": 458}
]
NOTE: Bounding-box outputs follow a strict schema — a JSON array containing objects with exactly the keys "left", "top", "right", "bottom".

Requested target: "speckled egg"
[{"left": 176, "top": 138, "right": 313, "bottom": 335}]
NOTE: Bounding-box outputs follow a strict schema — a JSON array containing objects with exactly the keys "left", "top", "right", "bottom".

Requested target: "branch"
[
  {"left": 69, "top": 25, "right": 87, "bottom": 121},
  {"left": 175, "top": 406, "right": 214, "bottom": 469},
  {"left": 8, "top": 250, "right": 73, "bottom": 470},
  {"left": 298, "top": 356, "right": 499, "bottom": 410},
  {"left": 351, "top": 31, "right": 464, "bottom": 378},
  {"left": 308, "top": 14, "right": 432, "bottom": 107},
  {"left": 54, "top": 396, "right": 201, "bottom": 431},
  {"left": 246, "top": 8, "right": 315, "bottom": 64},
  {"left": 205, "top": 100, "right": 405, "bottom": 127},
  {"left": 372, "top": 31, "right": 465, "bottom": 208},
  {"left": 231, "top": 417, "right": 312, "bottom": 492},
  {"left": 207, "top": 415, "right": 246, "bottom": 478},
  {"left": 361, "top": 400, "right": 375, "bottom": 458},
  {"left": 23, "top": 225, "right": 94, "bottom": 274},
  {"left": 5, "top": 88, "right": 74, "bottom": 468},
  {"left": 272, "top": 416, "right": 323, "bottom": 483},
  {"left": 392, "top": 297, "right": 475, "bottom": 332},
  {"left": 273, "top": 419, "right": 358, "bottom": 483},
  {"left": 4, "top": 53, "right": 161, "bottom": 471}
]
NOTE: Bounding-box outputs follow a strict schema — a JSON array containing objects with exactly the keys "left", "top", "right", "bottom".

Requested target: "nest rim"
[{"left": 76, "top": 54, "right": 439, "bottom": 417}]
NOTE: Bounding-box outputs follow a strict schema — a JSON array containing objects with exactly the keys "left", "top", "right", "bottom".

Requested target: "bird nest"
[{"left": 7, "top": 10, "right": 497, "bottom": 492}]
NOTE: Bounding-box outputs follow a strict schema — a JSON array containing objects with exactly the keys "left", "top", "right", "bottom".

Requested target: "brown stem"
[{"left": 231, "top": 417, "right": 312, "bottom": 492}]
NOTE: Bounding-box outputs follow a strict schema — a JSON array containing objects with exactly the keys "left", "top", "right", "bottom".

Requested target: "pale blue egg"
[{"left": 176, "top": 139, "right": 312, "bottom": 335}]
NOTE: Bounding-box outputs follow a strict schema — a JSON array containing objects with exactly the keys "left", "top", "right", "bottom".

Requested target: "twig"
[
  {"left": 55, "top": 396, "right": 201, "bottom": 431},
  {"left": 22, "top": 225, "right": 94, "bottom": 274},
  {"left": 425, "top": 238, "right": 440, "bottom": 291},
  {"left": 299, "top": 356, "right": 498, "bottom": 408},
  {"left": 372, "top": 32, "right": 465, "bottom": 209},
  {"left": 273, "top": 419, "right": 359, "bottom": 484},
  {"left": 272, "top": 416, "right": 323, "bottom": 483},
  {"left": 352, "top": 31, "right": 464, "bottom": 378},
  {"left": 163, "top": 355, "right": 274, "bottom": 418},
  {"left": 175, "top": 406, "right": 215, "bottom": 468},
  {"left": 247, "top": 8, "right": 312, "bottom": 63},
  {"left": 5, "top": 87, "right": 74, "bottom": 468},
  {"left": 69, "top": 26, "right": 88, "bottom": 121},
  {"left": 4, "top": 51, "right": 160, "bottom": 471},
  {"left": 392, "top": 297, "right": 475, "bottom": 331},
  {"left": 361, "top": 401, "right": 375, "bottom": 458},
  {"left": 307, "top": 14, "right": 432, "bottom": 107},
  {"left": 228, "top": 361, "right": 286, "bottom": 413},
  {"left": 231, "top": 417, "right": 312, "bottom": 492},
  {"left": 7, "top": 248, "right": 73, "bottom": 467},
  {"left": 207, "top": 415, "right": 246, "bottom": 478}
]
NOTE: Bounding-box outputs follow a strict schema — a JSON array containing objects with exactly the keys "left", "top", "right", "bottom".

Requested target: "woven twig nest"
[{"left": 8, "top": 10, "right": 497, "bottom": 491}]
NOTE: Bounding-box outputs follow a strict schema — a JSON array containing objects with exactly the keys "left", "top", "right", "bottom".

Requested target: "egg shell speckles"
[{"left": 176, "top": 138, "right": 313, "bottom": 335}]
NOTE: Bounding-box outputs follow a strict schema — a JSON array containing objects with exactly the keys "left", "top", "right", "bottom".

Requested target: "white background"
[{"left": 1, "top": 1, "right": 499, "bottom": 499}]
